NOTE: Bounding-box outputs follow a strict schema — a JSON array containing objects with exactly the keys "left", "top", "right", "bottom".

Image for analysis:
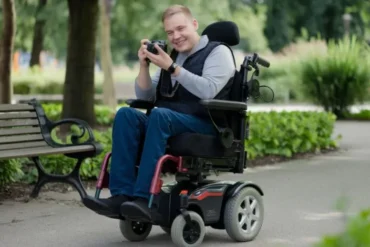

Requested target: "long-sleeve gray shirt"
[{"left": 135, "top": 35, "right": 235, "bottom": 101}]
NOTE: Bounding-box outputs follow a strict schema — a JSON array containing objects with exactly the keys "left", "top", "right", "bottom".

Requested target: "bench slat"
[
  {"left": 0, "top": 112, "right": 37, "bottom": 120},
  {"left": 0, "top": 141, "right": 48, "bottom": 151},
  {"left": 0, "top": 127, "right": 41, "bottom": 136},
  {"left": 0, "top": 134, "right": 44, "bottom": 144},
  {"left": 0, "top": 104, "right": 35, "bottom": 112},
  {"left": 0, "top": 145, "right": 95, "bottom": 159},
  {"left": 0, "top": 119, "right": 39, "bottom": 128}
]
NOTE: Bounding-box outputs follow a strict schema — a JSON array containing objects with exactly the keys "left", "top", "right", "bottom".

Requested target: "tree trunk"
[
  {"left": 100, "top": 0, "right": 117, "bottom": 109},
  {"left": 29, "top": 0, "right": 47, "bottom": 68},
  {"left": 0, "top": 0, "right": 16, "bottom": 104},
  {"left": 62, "top": 0, "right": 99, "bottom": 126}
]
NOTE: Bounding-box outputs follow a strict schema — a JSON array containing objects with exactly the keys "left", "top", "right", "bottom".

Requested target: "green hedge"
[
  {"left": 246, "top": 111, "right": 338, "bottom": 159},
  {"left": 0, "top": 104, "right": 340, "bottom": 186},
  {"left": 345, "top": 109, "right": 370, "bottom": 121}
]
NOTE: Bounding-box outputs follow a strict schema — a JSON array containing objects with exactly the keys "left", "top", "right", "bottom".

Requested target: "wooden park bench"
[{"left": 0, "top": 99, "right": 102, "bottom": 199}]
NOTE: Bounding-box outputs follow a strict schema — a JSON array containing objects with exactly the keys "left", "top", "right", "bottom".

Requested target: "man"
[{"left": 84, "top": 4, "right": 235, "bottom": 217}]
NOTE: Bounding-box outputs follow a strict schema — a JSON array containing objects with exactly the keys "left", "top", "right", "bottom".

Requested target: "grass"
[{"left": 11, "top": 64, "right": 158, "bottom": 86}]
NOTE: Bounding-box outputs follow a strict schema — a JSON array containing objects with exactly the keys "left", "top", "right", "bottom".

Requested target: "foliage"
[
  {"left": 39, "top": 103, "right": 118, "bottom": 124},
  {"left": 253, "top": 58, "right": 305, "bottom": 103},
  {"left": 2, "top": 0, "right": 369, "bottom": 62},
  {"left": 231, "top": 3, "right": 269, "bottom": 52},
  {"left": 11, "top": 66, "right": 142, "bottom": 95},
  {"left": 315, "top": 208, "right": 370, "bottom": 247},
  {"left": 10, "top": 0, "right": 68, "bottom": 57},
  {"left": 344, "top": 109, "right": 370, "bottom": 121},
  {"left": 263, "top": 0, "right": 293, "bottom": 52},
  {"left": 0, "top": 159, "right": 24, "bottom": 187},
  {"left": 299, "top": 36, "right": 370, "bottom": 118},
  {"left": 0, "top": 102, "right": 340, "bottom": 185},
  {"left": 245, "top": 111, "right": 339, "bottom": 160}
]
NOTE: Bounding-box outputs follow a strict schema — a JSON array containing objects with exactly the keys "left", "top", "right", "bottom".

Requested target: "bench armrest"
[
  {"left": 126, "top": 99, "right": 155, "bottom": 109},
  {"left": 200, "top": 99, "right": 247, "bottom": 111},
  {"left": 48, "top": 118, "right": 96, "bottom": 145}
]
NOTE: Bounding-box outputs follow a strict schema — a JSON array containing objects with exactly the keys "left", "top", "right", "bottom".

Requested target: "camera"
[{"left": 145, "top": 40, "right": 167, "bottom": 54}]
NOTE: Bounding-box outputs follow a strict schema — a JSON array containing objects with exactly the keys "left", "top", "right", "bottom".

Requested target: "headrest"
[{"left": 201, "top": 21, "right": 240, "bottom": 46}]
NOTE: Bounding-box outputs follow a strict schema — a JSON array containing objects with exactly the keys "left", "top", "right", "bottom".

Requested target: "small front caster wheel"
[
  {"left": 171, "top": 211, "right": 206, "bottom": 247},
  {"left": 119, "top": 219, "right": 152, "bottom": 242}
]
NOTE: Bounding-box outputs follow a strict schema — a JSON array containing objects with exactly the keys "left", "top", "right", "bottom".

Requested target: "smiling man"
[{"left": 84, "top": 4, "right": 236, "bottom": 217}]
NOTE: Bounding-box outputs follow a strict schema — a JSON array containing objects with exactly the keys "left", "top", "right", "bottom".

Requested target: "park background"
[{"left": 0, "top": 1, "right": 370, "bottom": 245}]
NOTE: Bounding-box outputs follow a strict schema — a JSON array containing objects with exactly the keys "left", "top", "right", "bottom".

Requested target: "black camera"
[{"left": 145, "top": 40, "right": 167, "bottom": 54}]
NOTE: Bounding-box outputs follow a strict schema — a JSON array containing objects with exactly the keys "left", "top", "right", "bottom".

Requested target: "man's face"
[{"left": 163, "top": 12, "right": 199, "bottom": 53}]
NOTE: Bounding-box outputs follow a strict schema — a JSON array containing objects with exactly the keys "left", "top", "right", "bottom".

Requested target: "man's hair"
[{"left": 161, "top": 5, "right": 193, "bottom": 22}]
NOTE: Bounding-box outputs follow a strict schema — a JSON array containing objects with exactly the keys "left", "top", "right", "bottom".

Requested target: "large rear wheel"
[{"left": 224, "top": 187, "right": 264, "bottom": 242}]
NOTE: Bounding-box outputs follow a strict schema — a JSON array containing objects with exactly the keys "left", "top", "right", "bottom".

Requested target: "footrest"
[
  {"left": 82, "top": 196, "right": 121, "bottom": 219},
  {"left": 120, "top": 201, "right": 152, "bottom": 223}
]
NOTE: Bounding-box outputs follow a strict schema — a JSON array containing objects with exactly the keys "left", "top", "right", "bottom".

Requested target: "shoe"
[
  {"left": 83, "top": 194, "right": 132, "bottom": 218},
  {"left": 120, "top": 197, "right": 152, "bottom": 222}
]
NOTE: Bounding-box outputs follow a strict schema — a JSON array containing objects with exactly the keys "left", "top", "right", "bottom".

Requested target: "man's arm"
[
  {"left": 134, "top": 67, "right": 160, "bottom": 101},
  {"left": 172, "top": 45, "right": 235, "bottom": 99}
]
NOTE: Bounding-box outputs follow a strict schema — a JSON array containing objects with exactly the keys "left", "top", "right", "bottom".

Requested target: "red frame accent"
[
  {"left": 96, "top": 152, "right": 111, "bottom": 190},
  {"left": 189, "top": 191, "right": 223, "bottom": 201},
  {"left": 96, "top": 153, "right": 184, "bottom": 196},
  {"left": 150, "top": 154, "right": 184, "bottom": 195}
]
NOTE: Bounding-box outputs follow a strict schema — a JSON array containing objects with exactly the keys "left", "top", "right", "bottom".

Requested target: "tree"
[
  {"left": 100, "top": 0, "right": 116, "bottom": 109},
  {"left": 29, "top": 0, "right": 47, "bottom": 68},
  {"left": 0, "top": 0, "right": 16, "bottom": 104},
  {"left": 263, "top": 0, "right": 292, "bottom": 52},
  {"left": 62, "top": 0, "right": 99, "bottom": 126}
]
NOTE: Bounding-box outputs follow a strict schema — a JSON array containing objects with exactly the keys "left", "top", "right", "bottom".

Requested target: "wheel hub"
[
  {"left": 131, "top": 221, "right": 148, "bottom": 235},
  {"left": 238, "top": 195, "right": 260, "bottom": 234},
  {"left": 183, "top": 221, "right": 201, "bottom": 244}
]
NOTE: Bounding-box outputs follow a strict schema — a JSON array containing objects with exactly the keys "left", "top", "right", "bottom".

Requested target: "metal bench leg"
[{"left": 30, "top": 157, "right": 87, "bottom": 199}]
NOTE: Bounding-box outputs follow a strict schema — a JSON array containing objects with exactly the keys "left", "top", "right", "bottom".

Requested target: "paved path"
[{"left": 0, "top": 121, "right": 369, "bottom": 247}]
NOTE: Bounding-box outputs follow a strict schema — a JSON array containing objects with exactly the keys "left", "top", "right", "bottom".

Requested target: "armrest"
[
  {"left": 125, "top": 99, "right": 155, "bottom": 109},
  {"left": 200, "top": 99, "right": 247, "bottom": 111}
]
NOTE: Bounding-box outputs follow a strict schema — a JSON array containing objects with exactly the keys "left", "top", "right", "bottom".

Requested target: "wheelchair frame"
[{"left": 90, "top": 52, "right": 270, "bottom": 247}]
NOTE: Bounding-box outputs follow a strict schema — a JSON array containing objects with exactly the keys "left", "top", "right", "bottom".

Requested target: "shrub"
[
  {"left": 251, "top": 56, "right": 310, "bottom": 104},
  {"left": 345, "top": 109, "right": 370, "bottom": 120},
  {"left": 0, "top": 159, "right": 24, "bottom": 187},
  {"left": 315, "top": 208, "right": 370, "bottom": 247},
  {"left": 13, "top": 80, "right": 104, "bottom": 95},
  {"left": 245, "top": 111, "right": 339, "bottom": 160},
  {"left": 299, "top": 36, "right": 370, "bottom": 118},
  {"left": 40, "top": 103, "right": 118, "bottom": 124}
]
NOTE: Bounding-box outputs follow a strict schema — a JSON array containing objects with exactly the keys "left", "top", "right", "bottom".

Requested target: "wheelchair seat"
[{"left": 167, "top": 133, "right": 234, "bottom": 158}]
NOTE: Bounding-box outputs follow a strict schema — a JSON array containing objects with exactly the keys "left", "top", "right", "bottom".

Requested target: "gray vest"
[{"left": 155, "top": 41, "right": 235, "bottom": 125}]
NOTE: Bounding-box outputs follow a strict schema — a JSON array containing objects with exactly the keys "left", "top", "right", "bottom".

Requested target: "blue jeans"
[{"left": 109, "top": 107, "right": 217, "bottom": 199}]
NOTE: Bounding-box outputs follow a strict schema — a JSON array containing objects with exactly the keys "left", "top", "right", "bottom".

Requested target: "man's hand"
[
  {"left": 138, "top": 39, "right": 150, "bottom": 67},
  {"left": 144, "top": 44, "right": 174, "bottom": 71}
]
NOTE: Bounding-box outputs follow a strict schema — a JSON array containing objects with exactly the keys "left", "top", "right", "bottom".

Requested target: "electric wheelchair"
[{"left": 83, "top": 21, "right": 270, "bottom": 247}]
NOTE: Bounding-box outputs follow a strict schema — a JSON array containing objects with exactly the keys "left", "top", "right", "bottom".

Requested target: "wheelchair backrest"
[
  {"left": 202, "top": 21, "right": 246, "bottom": 138},
  {"left": 202, "top": 21, "right": 244, "bottom": 103},
  {"left": 201, "top": 21, "right": 240, "bottom": 46}
]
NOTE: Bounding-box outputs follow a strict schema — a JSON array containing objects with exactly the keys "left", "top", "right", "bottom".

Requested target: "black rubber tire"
[
  {"left": 224, "top": 187, "right": 264, "bottom": 242},
  {"left": 119, "top": 219, "right": 152, "bottom": 242},
  {"left": 170, "top": 211, "right": 206, "bottom": 247}
]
